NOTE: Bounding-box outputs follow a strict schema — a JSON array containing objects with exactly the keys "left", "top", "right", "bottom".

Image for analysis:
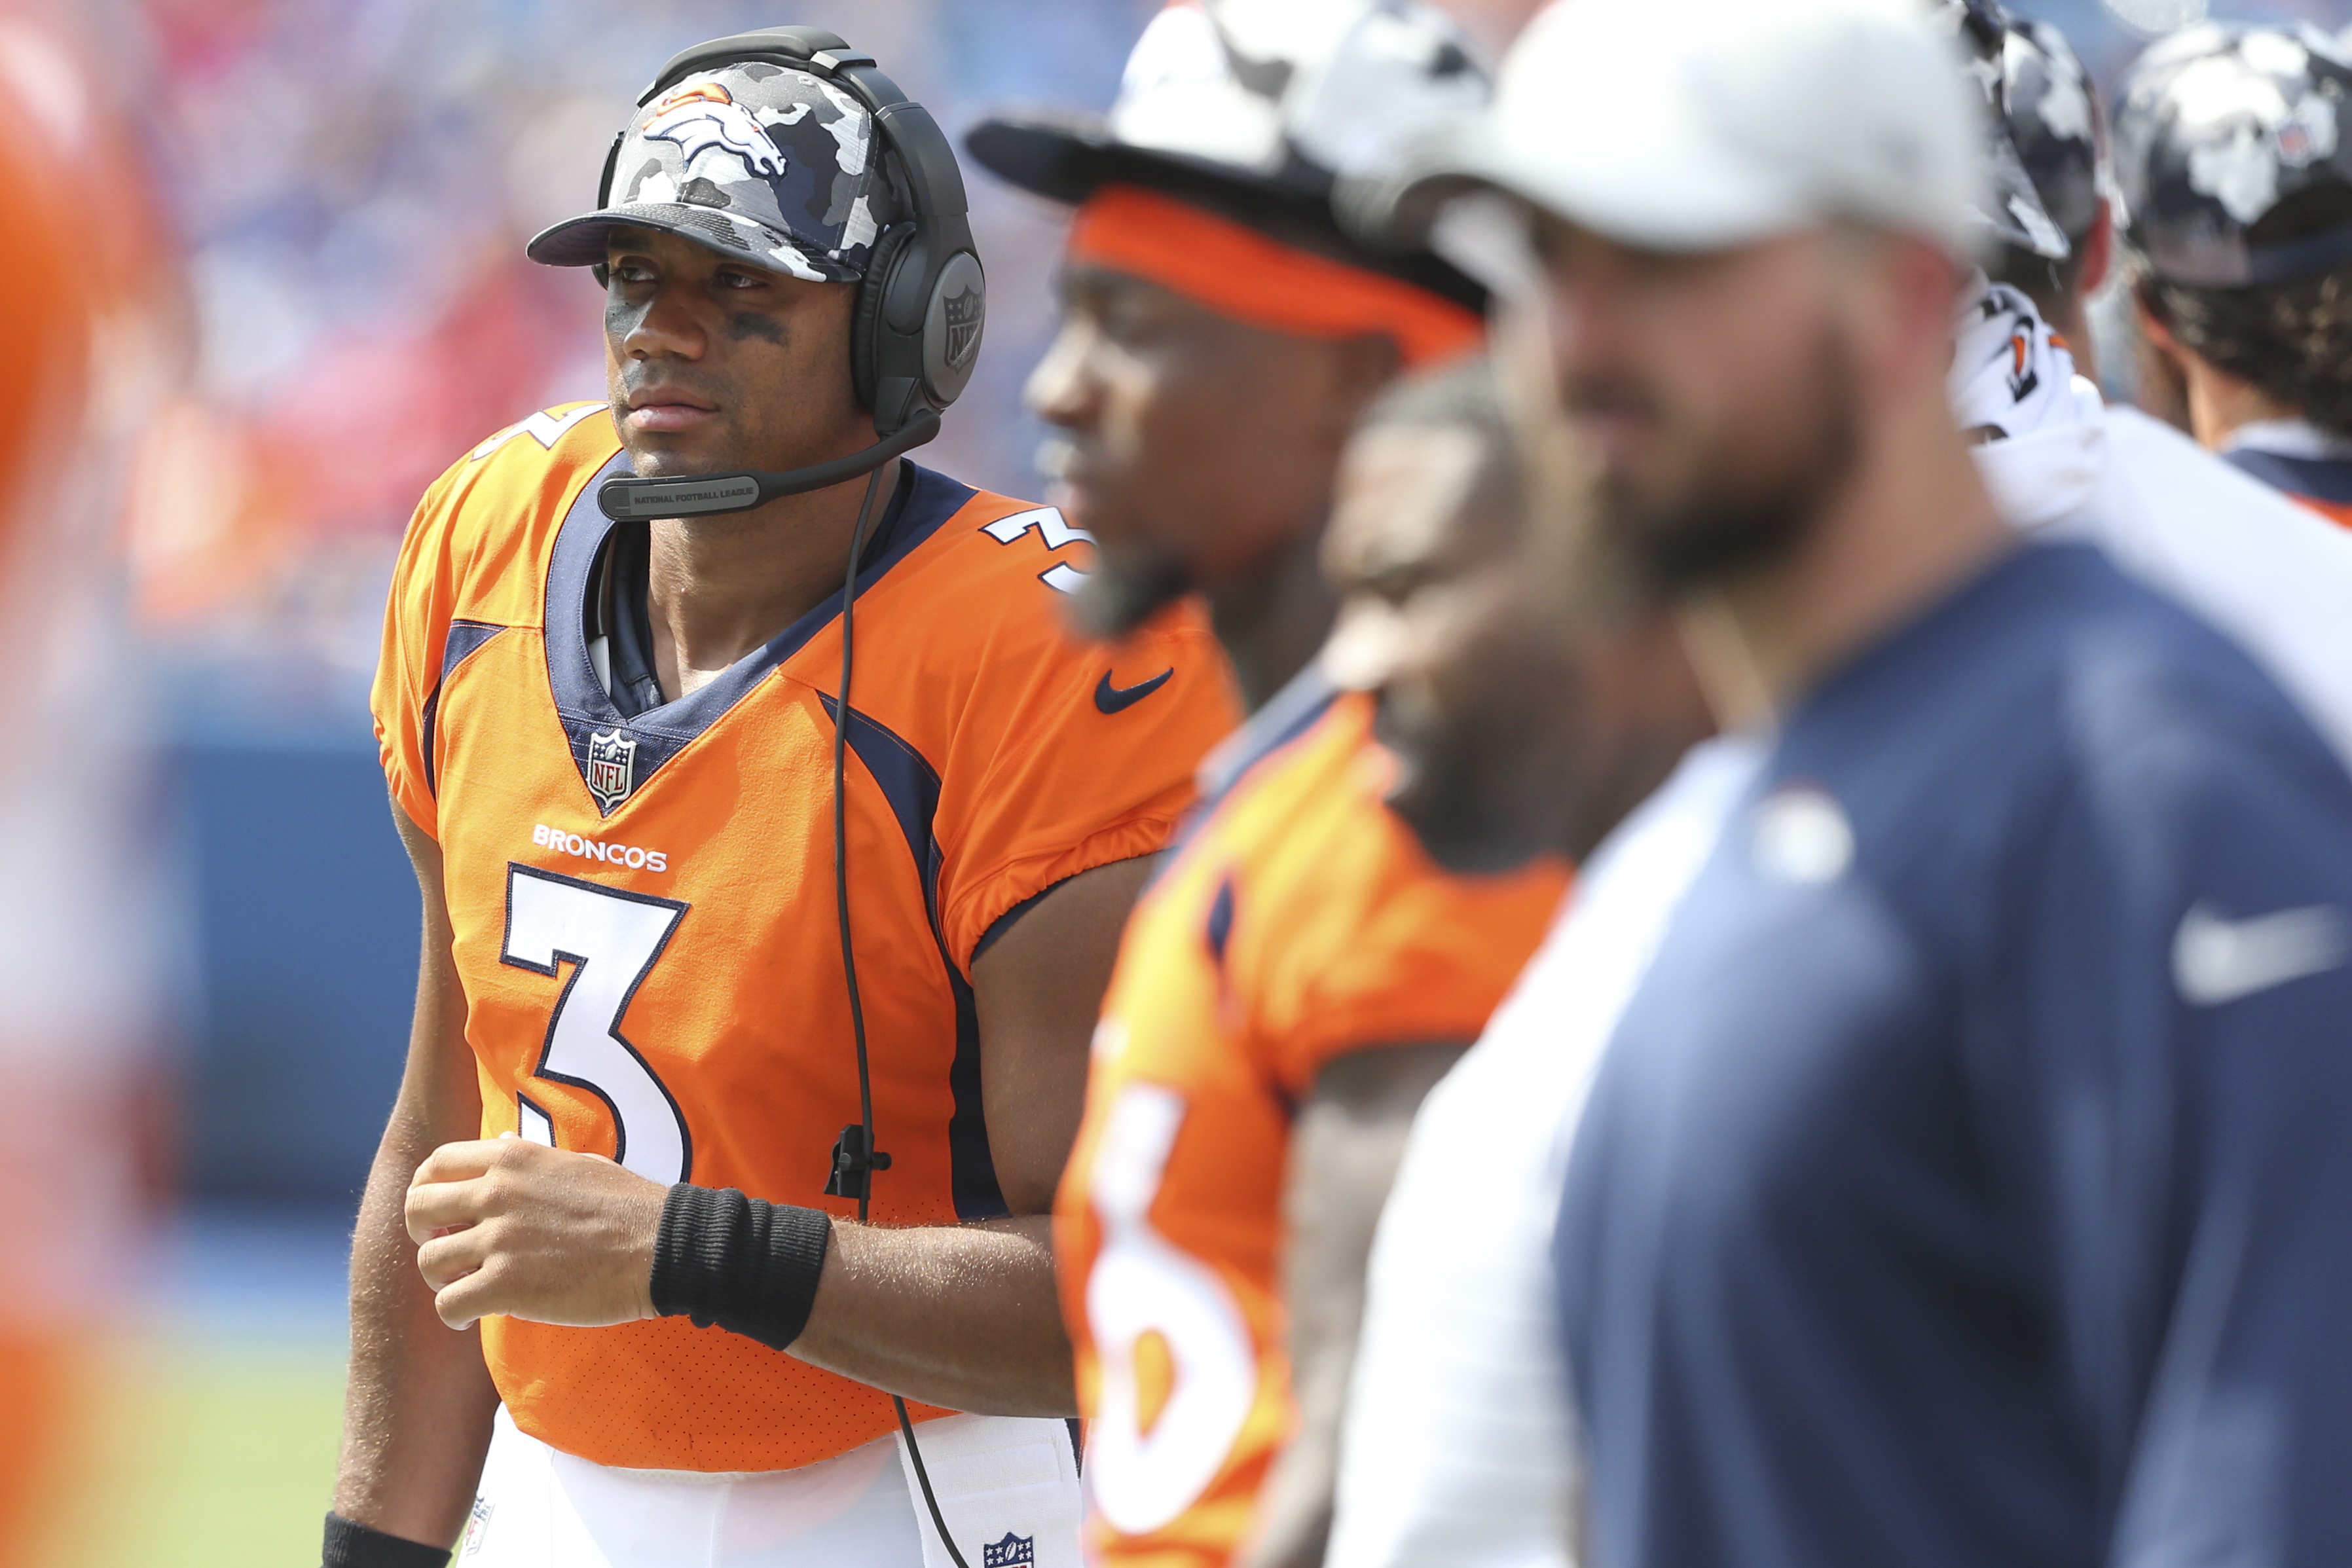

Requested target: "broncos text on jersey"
[{"left": 372, "top": 402, "right": 1238, "bottom": 1472}]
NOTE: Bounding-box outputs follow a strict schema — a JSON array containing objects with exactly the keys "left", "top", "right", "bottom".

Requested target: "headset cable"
[{"left": 831, "top": 460, "right": 976, "bottom": 1568}]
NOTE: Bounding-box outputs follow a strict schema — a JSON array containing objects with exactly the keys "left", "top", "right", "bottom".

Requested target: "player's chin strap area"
[
  {"left": 824, "top": 458, "right": 978, "bottom": 1568},
  {"left": 596, "top": 409, "right": 943, "bottom": 522}
]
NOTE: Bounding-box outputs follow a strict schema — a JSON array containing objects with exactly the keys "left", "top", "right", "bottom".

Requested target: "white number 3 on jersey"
[{"left": 501, "top": 864, "right": 693, "bottom": 1185}]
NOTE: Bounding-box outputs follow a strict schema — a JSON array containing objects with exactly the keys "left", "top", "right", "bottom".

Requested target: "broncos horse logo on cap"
[{"left": 644, "top": 81, "right": 788, "bottom": 182}]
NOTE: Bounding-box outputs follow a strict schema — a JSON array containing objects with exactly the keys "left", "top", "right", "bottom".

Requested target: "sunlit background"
[{"left": 3, "top": 0, "right": 2344, "bottom": 1561}]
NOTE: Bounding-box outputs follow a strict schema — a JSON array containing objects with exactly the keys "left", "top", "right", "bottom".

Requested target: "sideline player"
[
  {"left": 1950, "top": 6, "right": 2352, "bottom": 763},
  {"left": 1422, "top": 0, "right": 2352, "bottom": 1561},
  {"left": 333, "top": 33, "right": 1234, "bottom": 1568},
  {"left": 963, "top": 5, "right": 1565, "bottom": 1566},
  {"left": 1314, "top": 359, "right": 1725, "bottom": 1568},
  {"left": 1332, "top": 7, "right": 2352, "bottom": 1563},
  {"left": 2116, "top": 24, "right": 2352, "bottom": 523}
]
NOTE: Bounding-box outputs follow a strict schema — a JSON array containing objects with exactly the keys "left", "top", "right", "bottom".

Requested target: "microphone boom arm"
[{"left": 597, "top": 410, "right": 943, "bottom": 522}]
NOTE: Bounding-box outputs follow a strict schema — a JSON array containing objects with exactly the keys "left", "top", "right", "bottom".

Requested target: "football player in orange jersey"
[
  {"left": 963, "top": 6, "right": 1564, "bottom": 1568},
  {"left": 330, "top": 30, "right": 1236, "bottom": 1568}
]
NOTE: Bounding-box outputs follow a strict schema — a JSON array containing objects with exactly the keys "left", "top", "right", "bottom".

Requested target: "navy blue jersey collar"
[
  {"left": 543, "top": 454, "right": 978, "bottom": 816},
  {"left": 2224, "top": 447, "right": 2352, "bottom": 506}
]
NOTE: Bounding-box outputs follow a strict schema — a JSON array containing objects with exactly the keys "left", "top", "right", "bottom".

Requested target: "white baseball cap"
[{"left": 1369, "top": 0, "right": 1988, "bottom": 258}]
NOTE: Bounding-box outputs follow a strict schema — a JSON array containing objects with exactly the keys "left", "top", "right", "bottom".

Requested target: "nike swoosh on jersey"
[
  {"left": 1095, "top": 668, "right": 1173, "bottom": 714},
  {"left": 2171, "top": 900, "right": 2350, "bottom": 1006}
]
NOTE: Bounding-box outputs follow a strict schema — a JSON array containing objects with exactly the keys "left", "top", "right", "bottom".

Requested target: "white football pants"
[{"left": 459, "top": 1405, "right": 1082, "bottom": 1568}]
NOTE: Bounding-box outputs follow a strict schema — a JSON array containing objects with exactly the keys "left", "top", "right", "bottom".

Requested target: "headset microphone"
[
  {"left": 597, "top": 410, "right": 942, "bottom": 522},
  {"left": 592, "top": 29, "right": 988, "bottom": 1568},
  {"left": 590, "top": 26, "right": 985, "bottom": 529}
]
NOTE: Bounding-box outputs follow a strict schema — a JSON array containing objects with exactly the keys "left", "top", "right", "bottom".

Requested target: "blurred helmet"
[
  {"left": 2000, "top": 16, "right": 2104, "bottom": 250},
  {"left": 1927, "top": 0, "right": 2073, "bottom": 259},
  {"left": 2114, "top": 23, "right": 2352, "bottom": 288},
  {"left": 966, "top": 0, "right": 1488, "bottom": 208}
]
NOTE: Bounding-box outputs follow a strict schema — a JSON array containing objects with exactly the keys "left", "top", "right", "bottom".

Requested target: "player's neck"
[
  {"left": 1208, "top": 522, "right": 1337, "bottom": 713},
  {"left": 1680, "top": 392, "right": 2010, "bottom": 732},
  {"left": 644, "top": 459, "right": 902, "bottom": 703},
  {"left": 2182, "top": 355, "right": 2297, "bottom": 453}
]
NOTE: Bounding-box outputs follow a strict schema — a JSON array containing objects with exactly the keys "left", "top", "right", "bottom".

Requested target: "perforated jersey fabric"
[
  {"left": 1055, "top": 677, "right": 1566, "bottom": 1568},
  {"left": 371, "top": 404, "right": 1238, "bottom": 1470}
]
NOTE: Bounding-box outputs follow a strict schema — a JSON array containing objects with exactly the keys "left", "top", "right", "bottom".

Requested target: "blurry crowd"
[
  {"left": 111, "top": 0, "right": 1160, "bottom": 704},
  {"left": 9, "top": 0, "right": 2339, "bottom": 701}
]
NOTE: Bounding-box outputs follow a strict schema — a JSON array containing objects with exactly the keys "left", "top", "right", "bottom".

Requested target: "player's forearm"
[
  {"left": 786, "top": 1214, "right": 1076, "bottom": 1416},
  {"left": 1241, "top": 1042, "right": 1470, "bottom": 1568},
  {"left": 335, "top": 1104, "right": 501, "bottom": 1550}
]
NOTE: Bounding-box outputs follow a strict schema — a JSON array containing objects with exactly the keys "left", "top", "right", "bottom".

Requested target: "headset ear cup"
[{"left": 851, "top": 224, "right": 917, "bottom": 415}]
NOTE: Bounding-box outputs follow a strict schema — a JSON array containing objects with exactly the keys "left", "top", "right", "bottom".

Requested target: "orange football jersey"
[
  {"left": 372, "top": 403, "right": 1238, "bottom": 1472},
  {"left": 1055, "top": 683, "right": 1569, "bottom": 1568}
]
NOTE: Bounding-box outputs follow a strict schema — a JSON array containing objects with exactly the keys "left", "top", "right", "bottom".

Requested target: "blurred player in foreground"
[
  {"left": 1334, "top": 8, "right": 2352, "bottom": 1563},
  {"left": 336, "top": 29, "right": 1232, "bottom": 1568},
  {"left": 1405, "top": 0, "right": 2352, "bottom": 1561},
  {"left": 0, "top": 9, "right": 179, "bottom": 1564},
  {"left": 1317, "top": 361, "right": 1717, "bottom": 1568},
  {"left": 2117, "top": 24, "right": 2352, "bottom": 525},
  {"left": 965, "top": 5, "right": 1564, "bottom": 1565}
]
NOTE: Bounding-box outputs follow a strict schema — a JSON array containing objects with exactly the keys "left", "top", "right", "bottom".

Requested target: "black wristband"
[
  {"left": 650, "top": 1182, "right": 833, "bottom": 1352},
  {"left": 322, "top": 1512, "right": 450, "bottom": 1568}
]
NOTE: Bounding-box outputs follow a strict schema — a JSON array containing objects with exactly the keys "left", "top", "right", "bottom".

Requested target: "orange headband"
[{"left": 1065, "top": 183, "right": 1483, "bottom": 369}]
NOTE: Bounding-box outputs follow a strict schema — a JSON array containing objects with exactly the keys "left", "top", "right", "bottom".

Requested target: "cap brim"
[
  {"left": 524, "top": 202, "right": 859, "bottom": 283},
  {"left": 963, "top": 109, "right": 1331, "bottom": 209},
  {"left": 1372, "top": 117, "right": 1812, "bottom": 257},
  {"left": 967, "top": 108, "right": 1490, "bottom": 315}
]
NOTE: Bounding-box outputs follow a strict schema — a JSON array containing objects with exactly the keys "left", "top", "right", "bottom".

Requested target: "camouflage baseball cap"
[
  {"left": 528, "top": 60, "right": 903, "bottom": 283},
  {"left": 2114, "top": 23, "right": 2352, "bottom": 289},
  {"left": 2000, "top": 15, "right": 2104, "bottom": 251},
  {"left": 1928, "top": 0, "right": 2072, "bottom": 261}
]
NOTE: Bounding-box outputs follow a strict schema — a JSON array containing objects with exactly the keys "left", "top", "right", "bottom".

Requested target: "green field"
[{"left": 31, "top": 1335, "right": 347, "bottom": 1567}]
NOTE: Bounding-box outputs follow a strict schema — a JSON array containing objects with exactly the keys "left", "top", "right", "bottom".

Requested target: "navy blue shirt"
[{"left": 1555, "top": 541, "right": 2352, "bottom": 1567}]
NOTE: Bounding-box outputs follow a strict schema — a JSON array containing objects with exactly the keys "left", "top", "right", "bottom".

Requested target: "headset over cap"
[{"left": 2114, "top": 22, "right": 2352, "bottom": 289}]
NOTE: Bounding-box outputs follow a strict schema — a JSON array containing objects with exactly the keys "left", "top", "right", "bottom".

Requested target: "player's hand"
[{"left": 404, "top": 1137, "right": 663, "bottom": 1331}]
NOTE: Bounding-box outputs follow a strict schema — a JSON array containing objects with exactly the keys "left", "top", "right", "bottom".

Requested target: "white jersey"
[
  {"left": 1330, "top": 280, "right": 2352, "bottom": 1568},
  {"left": 1960, "top": 278, "right": 2352, "bottom": 766},
  {"left": 1327, "top": 739, "right": 1763, "bottom": 1568},
  {"left": 2061, "top": 405, "right": 2352, "bottom": 766}
]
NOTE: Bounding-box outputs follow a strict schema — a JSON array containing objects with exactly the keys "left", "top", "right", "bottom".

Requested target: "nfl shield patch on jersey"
[
  {"left": 461, "top": 1495, "right": 494, "bottom": 1557},
  {"left": 983, "top": 1532, "right": 1035, "bottom": 1568},
  {"left": 587, "top": 726, "right": 638, "bottom": 814}
]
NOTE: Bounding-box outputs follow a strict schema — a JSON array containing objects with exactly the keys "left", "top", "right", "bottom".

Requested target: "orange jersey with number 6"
[
  {"left": 371, "top": 403, "right": 1237, "bottom": 1472},
  {"left": 1055, "top": 684, "right": 1568, "bottom": 1568}
]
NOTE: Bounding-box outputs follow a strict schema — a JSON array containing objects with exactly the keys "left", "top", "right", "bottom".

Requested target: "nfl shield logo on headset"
[
  {"left": 943, "top": 282, "right": 984, "bottom": 374},
  {"left": 587, "top": 727, "right": 638, "bottom": 813},
  {"left": 982, "top": 1533, "right": 1033, "bottom": 1568}
]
